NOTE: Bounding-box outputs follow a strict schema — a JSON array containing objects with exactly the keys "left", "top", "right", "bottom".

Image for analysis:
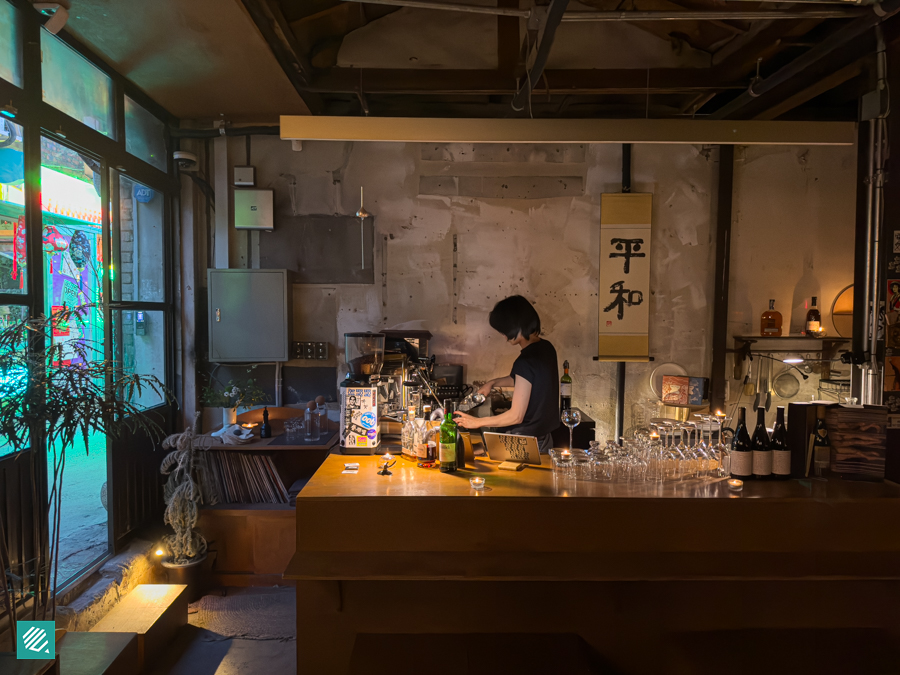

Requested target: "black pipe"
[
  {"left": 510, "top": 0, "right": 570, "bottom": 113},
  {"left": 169, "top": 126, "right": 280, "bottom": 139},
  {"left": 710, "top": 145, "right": 735, "bottom": 414},
  {"left": 614, "top": 142, "right": 632, "bottom": 445}
]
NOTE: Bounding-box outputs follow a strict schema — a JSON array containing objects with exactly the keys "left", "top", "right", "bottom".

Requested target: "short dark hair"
[{"left": 489, "top": 295, "right": 541, "bottom": 340}]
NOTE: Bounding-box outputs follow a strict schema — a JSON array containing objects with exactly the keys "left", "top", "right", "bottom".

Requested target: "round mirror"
[{"left": 831, "top": 284, "right": 853, "bottom": 338}]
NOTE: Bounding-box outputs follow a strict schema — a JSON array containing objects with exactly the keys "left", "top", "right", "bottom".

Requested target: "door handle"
[{"left": 216, "top": 308, "right": 221, "bottom": 322}]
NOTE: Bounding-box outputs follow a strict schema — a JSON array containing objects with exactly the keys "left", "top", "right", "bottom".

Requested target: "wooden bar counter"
[{"left": 285, "top": 455, "right": 900, "bottom": 674}]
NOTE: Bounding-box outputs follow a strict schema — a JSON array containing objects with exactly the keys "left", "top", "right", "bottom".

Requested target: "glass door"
[{"left": 41, "top": 135, "right": 109, "bottom": 586}]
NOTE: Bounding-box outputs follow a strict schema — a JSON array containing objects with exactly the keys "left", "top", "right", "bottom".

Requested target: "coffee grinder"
[{"left": 340, "top": 332, "right": 385, "bottom": 454}]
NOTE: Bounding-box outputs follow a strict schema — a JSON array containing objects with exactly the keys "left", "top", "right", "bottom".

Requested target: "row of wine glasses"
[{"left": 551, "top": 412, "right": 731, "bottom": 483}]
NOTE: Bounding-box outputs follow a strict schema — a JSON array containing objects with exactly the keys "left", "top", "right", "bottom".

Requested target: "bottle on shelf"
[
  {"left": 305, "top": 401, "right": 320, "bottom": 442},
  {"left": 751, "top": 407, "right": 772, "bottom": 480},
  {"left": 730, "top": 407, "right": 753, "bottom": 480},
  {"left": 805, "top": 296, "right": 821, "bottom": 335},
  {"left": 560, "top": 360, "right": 572, "bottom": 412},
  {"left": 260, "top": 406, "right": 272, "bottom": 439},
  {"left": 812, "top": 406, "right": 830, "bottom": 477},
  {"left": 760, "top": 299, "right": 783, "bottom": 337},
  {"left": 771, "top": 406, "right": 790, "bottom": 480},
  {"left": 439, "top": 399, "right": 459, "bottom": 473},
  {"left": 401, "top": 411, "right": 417, "bottom": 461}
]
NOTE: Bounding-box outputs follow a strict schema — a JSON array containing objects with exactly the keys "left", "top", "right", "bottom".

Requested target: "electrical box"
[
  {"left": 234, "top": 188, "right": 273, "bottom": 230},
  {"left": 208, "top": 269, "right": 292, "bottom": 362},
  {"left": 233, "top": 165, "right": 256, "bottom": 186}
]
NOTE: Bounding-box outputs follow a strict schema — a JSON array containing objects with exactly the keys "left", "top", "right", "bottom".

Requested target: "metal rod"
[
  {"left": 511, "top": 0, "right": 570, "bottom": 113},
  {"left": 870, "top": 117, "right": 884, "bottom": 401},
  {"left": 851, "top": 122, "right": 871, "bottom": 402},
  {"left": 561, "top": 9, "right": 865, "bottom": 20},
  {"left": 615, "top": 143, "right": 632, "bottom": 446},
  {"left": 340, "top": 0, "right": 863, "bottom": 21}
]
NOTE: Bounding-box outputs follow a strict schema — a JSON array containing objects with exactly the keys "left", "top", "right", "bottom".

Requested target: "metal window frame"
[{"left": 0, "top": 0, "right": 179, "bottom": 599}]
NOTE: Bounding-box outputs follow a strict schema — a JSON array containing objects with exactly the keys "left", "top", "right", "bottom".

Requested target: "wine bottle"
[
  {"left": 760, "top": 299, "right": 783, "bottom": 337},
  {"left": 751, "top": 407, "right": 772, "bottom": 480},
  {"left": 805, "top": 296, "right": 821, "bottom": 335},
  {"left": 771, "top": 406, "right": 790, "bottom": 480},
  {"left": 439, "top": 400, "right": 458, "bottom": 473},
  {"left": 812, "top": 406, "right": 830, "bottom": 477},
  {"left": 560, "top": 360, "right": 572, "bottom": 412},
  {"left": 730, "top": 407, "right": 753, "bottom": 479}
]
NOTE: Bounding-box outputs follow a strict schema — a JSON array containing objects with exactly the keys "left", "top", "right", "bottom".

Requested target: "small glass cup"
[
  {"left": 550, "top": 448, "right": 575, "bottom": 477},
  {"left": 304, "top": 406, "right": 320, "bottom": 442},
  {"left": 284, "top": 417, "right": 303, "bottom": 442}
]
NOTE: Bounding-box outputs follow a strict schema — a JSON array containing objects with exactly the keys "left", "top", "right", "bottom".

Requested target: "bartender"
[{"left": 453, "top": 295, "right": 559, "bottom": 453}]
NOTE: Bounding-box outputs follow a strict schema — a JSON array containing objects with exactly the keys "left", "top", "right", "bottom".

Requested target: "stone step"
[
  {"left": 58, "top": 632, "right": 138, "bottom": 675},
  {"left": 88, "top": 584, "right": 187, "bottom": 672}
]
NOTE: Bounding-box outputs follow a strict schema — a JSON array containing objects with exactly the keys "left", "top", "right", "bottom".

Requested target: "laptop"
[{"left": 482, "top": 432, "right": 544, "bottom": 471}]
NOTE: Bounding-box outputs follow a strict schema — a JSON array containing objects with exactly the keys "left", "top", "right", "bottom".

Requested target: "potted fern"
[
  {"left": 201, "top": 374, "right": 269, "bottom": 429},
  {"left": 0, "top": 304, "right": 168, "bottom": 634}
]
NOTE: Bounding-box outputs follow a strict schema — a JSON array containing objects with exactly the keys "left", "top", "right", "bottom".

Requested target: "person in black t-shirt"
[{"left": 453, "top": 295, "right": 560, "bottom": 453}]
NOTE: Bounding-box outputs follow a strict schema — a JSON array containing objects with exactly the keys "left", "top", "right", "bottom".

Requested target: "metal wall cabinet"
[{"left": 207, "top": 269, "right": 292, "bottom": 362}]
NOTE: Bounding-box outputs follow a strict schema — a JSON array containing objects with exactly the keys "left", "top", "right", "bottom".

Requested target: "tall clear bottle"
[
  {"left": 439, "top": 400, "right": 458, "bottom": 473},
  {"left": 771, "top": 406, "right": 790, "bottom": 480},
  {"left": 751, "top": 406, "right": 772, "bottom": 480},
  {"left": 400, "top": 411, "right": 417, "bottom": 461},
  {"left": 730, "top": 407, "right": 753, "bottom": 479}
]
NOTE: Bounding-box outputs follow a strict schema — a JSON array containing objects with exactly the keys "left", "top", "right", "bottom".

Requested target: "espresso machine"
[{"left": 340, "top": 332, "right": 385, "bottom": 454}]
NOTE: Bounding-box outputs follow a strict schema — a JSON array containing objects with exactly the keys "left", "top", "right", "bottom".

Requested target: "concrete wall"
[
  {"left": 726, "top": 145, "right": 858, "bottom": 426},
  {"left": 201, "top": 136, "right": 857, "bottom": 440}
]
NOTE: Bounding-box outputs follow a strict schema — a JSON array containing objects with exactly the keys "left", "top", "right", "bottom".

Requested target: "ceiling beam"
[
  {"left": 752, "top": 59, "right": 863, "bottom": 120},
  {"left": 710, "top": 0, "right": 900, "bottom": 119},
  {"left": 497, "top": 0, "right": 521, "bottom": 76},
  {"left": 240, "top": 0, "right": 323, "bottom": 114}
]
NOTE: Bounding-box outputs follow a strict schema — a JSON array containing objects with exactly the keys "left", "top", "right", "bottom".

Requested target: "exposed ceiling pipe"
[{"left": 342, "top": 0, "right": 865, "bottom": 19}]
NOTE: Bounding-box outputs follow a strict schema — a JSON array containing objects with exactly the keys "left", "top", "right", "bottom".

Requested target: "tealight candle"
[
  {"left": 727, "top": 479, "right": 743, "bottom": 491},
  {"left": 241, "top": 423, "right": 257, "bottom": 429},
  {"left": 470, "top": 476, "right": 485, "bottom": 490},
  {"left": 382, "top": 453, "right": 393, "bottom": 462},
  {"left": 561, "top": 449, "right": 572, "bottom": 460}
]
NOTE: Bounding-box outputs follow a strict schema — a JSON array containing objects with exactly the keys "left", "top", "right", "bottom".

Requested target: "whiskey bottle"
[
  {"left": 760, "top": 299, "right": 783, "bottom": 337},
  {"left": 805, "top": 297, "right": 821, "bottom": 335}
]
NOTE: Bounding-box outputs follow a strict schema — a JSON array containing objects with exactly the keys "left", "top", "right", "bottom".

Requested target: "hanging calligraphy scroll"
[{"left": 598, "top": 193, "right": 652, "bottom": 361}]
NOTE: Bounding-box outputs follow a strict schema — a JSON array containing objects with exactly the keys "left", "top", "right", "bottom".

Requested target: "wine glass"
[{"left": 560, "top": 409, "right": 581, "bottom": 452}]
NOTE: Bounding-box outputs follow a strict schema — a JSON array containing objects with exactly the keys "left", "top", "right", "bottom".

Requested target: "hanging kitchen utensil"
[
  {"left": 356, "top": 186, "right": 369, "bottom": 270},
  {"left": 752, "top": 358, "right": 762, "bottom": 410},
  {"left": 765, "top": 358, "right": 773, "bottom": 411},
  {"left": 774, "top": 370, "right": 801, "bottom": 399},
  {"left": 743, "top": 354, "right": 755, "bottom": 397}
]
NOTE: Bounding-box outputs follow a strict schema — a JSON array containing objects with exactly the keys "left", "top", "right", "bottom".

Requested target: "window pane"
[
  {"left": 0, "top": 304, "right": 29, "bottom": 459},
  {"left": 41, "top": 29, "right": 114, "bottom": 137},
  {"left": 125, "top": 96, "right": 166, "bottom": 172},
  {"left": 43, "top": 136, "right": 109, "bottom": 586},
  {"left": 41, "top": 137, "right": 104, "bottom": 307},
  {"left": 0, "top": 118, "right": 26, "bottom": 294},
  {"left": 117, "top": 175, "right": 164, "bottom": 302},
  {"left": 113, "top": 309, "right": 166, "bottom": 410},
  {"left": 0, "top": 0, "right": 22, "bottom": 87}
]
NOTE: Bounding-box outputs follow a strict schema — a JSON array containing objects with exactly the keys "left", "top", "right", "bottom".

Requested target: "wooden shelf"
[{"left": 731, "top": 335, "right": 850, "bottom": 380}]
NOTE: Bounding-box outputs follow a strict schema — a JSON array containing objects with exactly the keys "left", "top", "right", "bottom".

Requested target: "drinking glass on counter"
[
  {"left": 549, "top": 448, "right": 575, "bottom": 477},
  {"left": 284, "top": 417, "right": 303, "bottom": 442},
  {"left": 560, "top": 409, "right": 581, "bottom": 452}
]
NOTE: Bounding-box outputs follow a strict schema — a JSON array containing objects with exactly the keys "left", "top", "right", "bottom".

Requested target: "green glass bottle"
[
  {"left": 439, "top": 400, "right": 458, "bottom": 473},
  {"left": 560, "top": 360, "right": 572, "bottom": 412}
]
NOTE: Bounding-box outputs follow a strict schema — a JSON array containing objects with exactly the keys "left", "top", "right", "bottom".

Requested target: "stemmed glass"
[{"left": 561, "top": 409, "right": 581, "bottom": 452}]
